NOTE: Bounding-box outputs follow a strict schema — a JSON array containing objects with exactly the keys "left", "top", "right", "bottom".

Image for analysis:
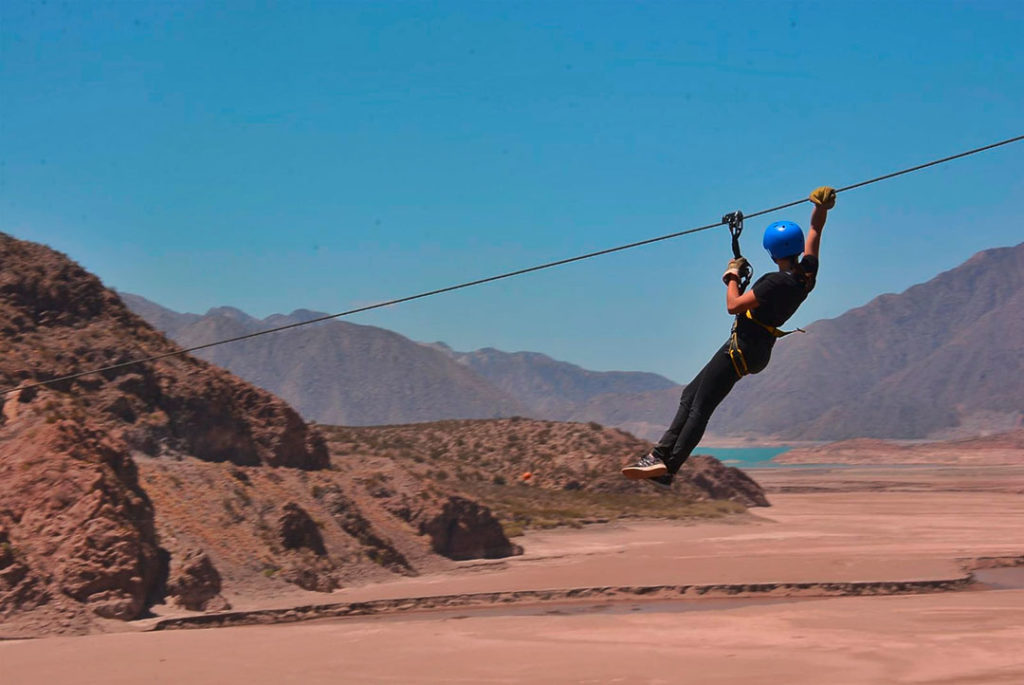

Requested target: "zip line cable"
[{"left": 3, "top": 134, "right": 1022, "bottom": 397}]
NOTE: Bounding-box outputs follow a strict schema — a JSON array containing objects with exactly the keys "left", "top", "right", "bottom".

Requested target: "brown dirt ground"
[{"left": 3, "top": 466, "right": 1023, "bottom": 685}]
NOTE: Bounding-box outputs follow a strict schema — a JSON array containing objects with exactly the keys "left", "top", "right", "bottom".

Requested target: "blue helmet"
[{"left": 763, "top": 221, "right": 804, "bottom": 260}]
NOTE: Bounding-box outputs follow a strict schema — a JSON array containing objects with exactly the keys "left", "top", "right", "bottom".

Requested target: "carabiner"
[{"left": 722, "top": 210, "right": 752, "bottom": 293}]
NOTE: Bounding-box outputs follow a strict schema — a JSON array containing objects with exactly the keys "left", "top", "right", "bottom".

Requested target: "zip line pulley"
[{"left": 723, "top": 210, "right": 752, "bottom": 293}]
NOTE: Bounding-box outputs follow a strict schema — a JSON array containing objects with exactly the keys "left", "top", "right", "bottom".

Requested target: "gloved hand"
[
  {"left": 723, "top": 257, "right": 749, "bottom": 285},
  {"left": 810, "top": 186, "right": 837, "bottom": 209}
]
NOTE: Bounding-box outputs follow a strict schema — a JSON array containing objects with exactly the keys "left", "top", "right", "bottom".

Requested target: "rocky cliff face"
[
  {"left": 0, "top": 237, "right": 327, "bottom": 470},
  {"left": 0, "top": 418, "right": 161, "bottom": 627},
  {"left": 0, "top": 233, "right": 329, "bottom": 631},
  {"left": 0, "top": 233, "right": 529, "bottom": 636}
]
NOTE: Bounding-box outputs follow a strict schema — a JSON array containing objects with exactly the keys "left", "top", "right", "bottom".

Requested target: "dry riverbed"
[{"left": 3, "top": 466, "right": 1023, "bottom": 685}]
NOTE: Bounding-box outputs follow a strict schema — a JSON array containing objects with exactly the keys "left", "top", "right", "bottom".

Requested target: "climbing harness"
[
  {"left": 728, "top": 311, "right": 807, "bottom": 379},
  {"left": 743, "top": 309, "right": 805, "bottom": 338},
  {"left": 727, "top": 330, "right": 751, "bottom": 378}
]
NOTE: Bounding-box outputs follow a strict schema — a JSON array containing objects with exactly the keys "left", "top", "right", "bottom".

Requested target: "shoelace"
[{"left": 639, "top": 453, "right": 660, "bottom": 466}]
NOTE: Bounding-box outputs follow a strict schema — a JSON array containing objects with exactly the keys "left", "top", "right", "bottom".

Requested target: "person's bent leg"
[
  {"left": 623, "top": 357, "right": 713, "bottom": 480},
  {"left": 650, "top": 364, "right": 707, "bottom": 463},
  {"left": 665, "top": 344, "right": 739, "bottom": 473}
]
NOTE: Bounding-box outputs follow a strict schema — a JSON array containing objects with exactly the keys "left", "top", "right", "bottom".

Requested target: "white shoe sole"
[{"left": 621, "top": 463, "right": 668, "bottom": 480}]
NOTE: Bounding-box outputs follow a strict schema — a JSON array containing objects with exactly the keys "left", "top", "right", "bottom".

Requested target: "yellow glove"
[
  {"left": 723, "top": 257, "right": 749, "bottom": 285},
  {"left": 809, "top": 186, "right": 836, "bottom": 209}
]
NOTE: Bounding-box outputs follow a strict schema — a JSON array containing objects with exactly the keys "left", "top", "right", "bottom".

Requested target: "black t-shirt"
[
  {"left": 749, "top": 254, "right": 818, "bottom": 327},
  {"left": 732, "top": 255, "right": 818, "bottom": 373}
]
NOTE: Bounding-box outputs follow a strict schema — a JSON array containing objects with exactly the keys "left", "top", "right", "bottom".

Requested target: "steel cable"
[{"left": 2, "top": 134, "right": 1021, "bottom": 396}]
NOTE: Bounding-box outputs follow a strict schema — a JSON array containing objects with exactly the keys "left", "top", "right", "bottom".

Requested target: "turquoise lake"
[{"left": 691, "top": 446, "right": 794, "bottom": 468}]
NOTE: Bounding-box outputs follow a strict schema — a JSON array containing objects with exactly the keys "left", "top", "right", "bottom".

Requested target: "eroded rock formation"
[
  {"left": 418, "top": 496, "right": 524, "bottom": 561},
  {"left": 0, "top": 233, "right": 326, "bottom": 628},
  {"left": 679, "top": 455, "right": 771, "bottom": 507},
  {"left": 166, "top": 550, "right": 230, "bottom": 612},
  {"left": 278, "top": 503, "right": 326, "bottom": 556},
  {"left": 0, "top": 233, "right": 531, "bottom": 634}
]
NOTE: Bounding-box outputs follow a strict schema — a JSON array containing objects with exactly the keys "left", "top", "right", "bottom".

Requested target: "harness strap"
[
  {"left": 727, "top": 331, "right": 750, "bottom": 379},
  {"left": 744, "top": 310, "right": 805, "bottom": 338},
  {"left": 729, "top": 311, "right": 806, "bottom": 379}
]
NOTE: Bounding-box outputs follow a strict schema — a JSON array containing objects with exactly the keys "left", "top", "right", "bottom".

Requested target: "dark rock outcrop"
[
  {"left": 277, "top": 561, "right": 338, "bottom": 593},
  {"left": 278, "top": 503, "right": 326, "bottom": 556},
  {"left": 0, "top": 419, "right": 163, "bottom": 622},
  {"left": 0, "top": 525, "right": 46, "bottom": 618},
  {"left": 166, "top": 550, "right": 230, "bottom": 612},
  {"left": 340, "top": 464, "right": 523, "bottom": 562},
  {"left": 275, "top": 503, "right": 339, "bottom": 593},
  {"left": 679, "top": 455, "right": 770, "bottom": 507},
  {"left": 417, "top": 496, "right": 523, "bottom": 561}
]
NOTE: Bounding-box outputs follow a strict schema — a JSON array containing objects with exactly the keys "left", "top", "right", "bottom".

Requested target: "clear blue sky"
[{"left": 2, "top": 1, "right": 1022, "bottom": 382}]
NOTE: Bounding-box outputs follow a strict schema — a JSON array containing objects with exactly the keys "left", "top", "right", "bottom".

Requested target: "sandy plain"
[{"left": 3, "top": 465, "right": 1023, "bottom": 685}]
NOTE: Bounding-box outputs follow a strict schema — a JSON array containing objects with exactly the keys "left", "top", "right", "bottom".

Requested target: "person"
[{"left": 621, "top": 185, "right": 836, "bottom": 484}]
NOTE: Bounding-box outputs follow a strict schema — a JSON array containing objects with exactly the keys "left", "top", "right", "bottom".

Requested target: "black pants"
[{"left": 652, "top": 341, "right": 740, "bottom": 474}]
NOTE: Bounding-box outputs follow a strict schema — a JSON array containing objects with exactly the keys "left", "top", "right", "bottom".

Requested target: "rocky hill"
[
  {"left": 0, "top": 234, "right": 518, "bottom": 636},
  {"left": 324, "top": 418, "right": 769, "bottom": 517},
  {"left": 710, "top": 242, "right": 1024, "bottom": 440}
]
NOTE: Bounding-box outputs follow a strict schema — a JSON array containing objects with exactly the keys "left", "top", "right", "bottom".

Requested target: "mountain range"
[
  {"left": 709, "top": 241, "right": 1024, "bottom": 440},
  {"left": 120, "top": 293, "right": 681, "bottom": 433},
  {"left": 123, "top": 241, "right": 1023, "bottom": 441}
]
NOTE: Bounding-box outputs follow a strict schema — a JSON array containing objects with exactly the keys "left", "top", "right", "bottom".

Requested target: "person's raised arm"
[{"left": 805, "top": 186, "right": 836, "bottom": 259}]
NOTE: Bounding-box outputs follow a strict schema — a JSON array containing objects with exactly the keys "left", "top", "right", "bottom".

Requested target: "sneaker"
[
  {"left": 649, "top": 473, "right": 674, "bottom": 489},
  {"left": 621, "top": 452, "right": 668, "bottom": 480}
]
